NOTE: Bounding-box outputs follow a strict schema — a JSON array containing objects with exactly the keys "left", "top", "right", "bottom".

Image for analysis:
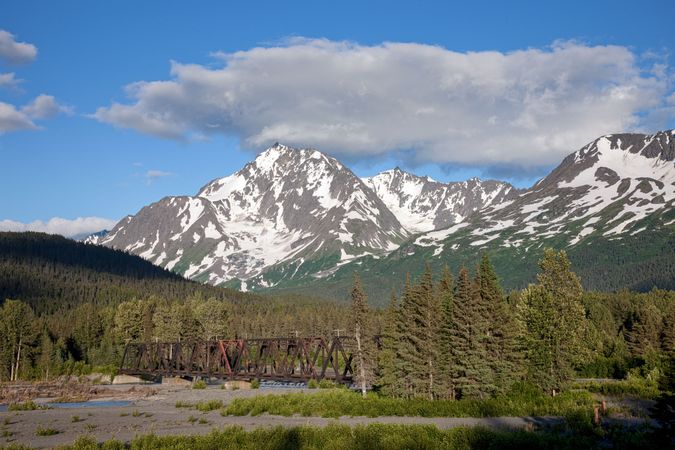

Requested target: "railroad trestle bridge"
[{"left": 119, "top": 337, "right": 356, "bottom": 383}]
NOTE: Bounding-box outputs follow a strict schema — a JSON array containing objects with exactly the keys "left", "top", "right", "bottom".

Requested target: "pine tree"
[
  {"left": 478, "top": 253, "right": 521, "bottom": 395},
  {"left": 518, "top": 249, "right": 587, "bottom": 394},
  {"left": 436, "top": 265, "right": 455, "bottom": 399},
  {"left": 450, "top": 267, "right": 491, "bottom": 399},
  {"left": 396, "top": 273, "right": 417, "bottom": 398},
  {"left": 377, "top": 290, "right": 401, "bottom": 397}
]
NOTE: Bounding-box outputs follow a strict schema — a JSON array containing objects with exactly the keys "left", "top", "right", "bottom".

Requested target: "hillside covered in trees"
[{"left": 0, "top": 232, "right": 673, "bottom": 405}]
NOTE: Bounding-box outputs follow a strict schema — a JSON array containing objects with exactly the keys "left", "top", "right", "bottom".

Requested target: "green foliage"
[
  {"left": 307, "top": 379, "right": 319, "bottom": 389},
  {"left": 195, "top": 399, "right": 223, "bottom": 412},
  {"left": 222, "top": 386, "right": 593, "bottom": 418},
  {"left": 71, "top": 415, "right": 84, "bottom": 423},
  {"left": 518, "top": 249, "right": 587, "bottom": 394},
  {"left": 175, "top": 401, "right": 194, "bottom": 408},
  {"left": 572, "top": 377, "right": 661, "bottom": 399},
  {"left": 8, "top": 401, "right": 47, "bottom": 411},
  {"left": 35, "top": 426, "right": 60, "bottom": 436},
  {"left": 250, "top": 379, "right": 260, "bottom": 389},
  {"left": 192, "top": 379, "right": 207, "bottom": 389}
]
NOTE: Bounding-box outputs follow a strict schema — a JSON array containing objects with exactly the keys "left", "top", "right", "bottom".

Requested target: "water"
[{"left": 0, "top": 400, "right": 131, "bottom": 412}]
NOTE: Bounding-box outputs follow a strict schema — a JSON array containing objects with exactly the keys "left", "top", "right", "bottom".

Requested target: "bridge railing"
[{"left": 119, "top": 336, "right": 355, "bottom": 382}]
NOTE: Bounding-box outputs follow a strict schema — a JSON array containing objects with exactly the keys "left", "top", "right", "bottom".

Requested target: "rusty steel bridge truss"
[{"left": 119, "top": 337, "right": 355, "bottom": 383}]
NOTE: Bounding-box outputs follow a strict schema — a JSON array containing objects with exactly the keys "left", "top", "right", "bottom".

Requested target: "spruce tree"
[
  {"left": 377, "top": 290, "right": 401, "bottom": 397},
  {"left": 478, "top": 253, "right": 520, "bottom": 395},
  {"left": 397, "top": 273, "right": 417, "bottom": 398},
  {"left": 418, "top": 263, "right": 443, "bottom": 400},
  {"left": 450, "top": 267, "right": 491, "bottom": 399},
  {"left": 436, "top": 265, "right": 455, "bottom": 399},
  {"left": 518, "top": 249, "right": 587, "bottom": 394}
]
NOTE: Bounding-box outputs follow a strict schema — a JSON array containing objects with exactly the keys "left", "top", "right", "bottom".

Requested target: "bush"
[
  {"left": 8, "top": 401, "right": 48, "bottom": 411},
  {"left": 195, "top": 400, "right": 223, "bottom": 412},
  {"left": 250, "top": 379, "right": 260, "bottom": 389},
  {"left": 573, "top": 376, "right": 661, "bottom": 399},
  {"left": 175, "top": 401, "right": 194, "bottom": 408},
  {"left": 35, "top": 426, "right": 60, "bottom": 436},
  {"left": 307, "top": 379, "right": 319, "bottom": 389},
  {"left": 192, "top": 379, "right": 207, "bottom": 389}
]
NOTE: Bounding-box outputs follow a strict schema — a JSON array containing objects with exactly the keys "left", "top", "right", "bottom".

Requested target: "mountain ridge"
[{"left": 95, "top": 130, "right": 674, "bottom": 297}]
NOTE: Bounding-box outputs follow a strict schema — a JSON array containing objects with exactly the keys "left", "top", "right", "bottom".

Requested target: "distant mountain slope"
[
  {"left": 100, "top": 144, "right": 410, "bottom": 288},
  {"left": 89, "top": 131, "right": 674, "bottom": 301},
  {"left": 363, "top": 169, "right": 517, "bottom": 233},
  {"left": 294, "top": 131, "right": 675, "bottom": 303},
  {"left": 0, "top": 232, "right": 256, "bottom": 313}
]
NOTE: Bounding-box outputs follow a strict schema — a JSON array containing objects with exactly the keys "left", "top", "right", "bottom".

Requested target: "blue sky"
[{"left": 1, "top": 0, "right": 673, "bottom": 235}]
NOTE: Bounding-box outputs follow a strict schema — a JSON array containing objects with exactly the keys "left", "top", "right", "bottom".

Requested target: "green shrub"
[
  {"left": 195, "top": 399, "right": 223, "bottom": 412},
  {"left": 175, "top": 401, "right": 194, "bottom": 408},
  {"left": 307, "top": 379, "right": 319, "bottom": 389},
  {"left": 8, "top": 401, "right": 47, "bottom": 411},
  {"left": 71, "top": 415, "right": 84, "bottom": 423},
  {"left": 192, "top": 379, "right": 207, "bottom": 389},
  {"left": 250, "top": 379, "right": 260, "bottom": 389},
  {"left": 35, "top": 426, "right": 60, "bottom": 436},
  {"left": 319, "top": 379, "right": 338, "bottom": 389}
]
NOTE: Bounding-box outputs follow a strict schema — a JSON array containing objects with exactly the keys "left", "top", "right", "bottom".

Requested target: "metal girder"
[{"left": 119, "top": 336, "right": 355, "bottom": 383}]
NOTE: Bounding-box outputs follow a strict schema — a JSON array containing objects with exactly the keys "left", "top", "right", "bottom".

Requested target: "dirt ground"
[{"left": 0, "top": 383, "right": 573, "bottom": 449}]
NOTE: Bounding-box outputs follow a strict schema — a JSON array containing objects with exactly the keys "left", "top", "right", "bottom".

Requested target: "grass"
[
  {"left": 53, "top": 421, "right": 665, "bottom": 450},
  {"left": 307, "top": 379, "right": 319, "bottom": 389},
  {"left": 192, "top": 380, "right": 207, "bottom": 389},
  {"left": 84, "top": 424, "right": 98, "bottom": 432},
  {"left": 35, "top": 426, "right": 60, "bottom": 436},
  {"left": 1, "top": 430, "right": 13, "bottom": 438},
  {"left": 119, "top": 412, "right": 129, "bottom": 417},
  {"left": 187, "top": 415, "right": 198, "bottom": 424},
  {"left": 198, "top": 417, "right": 209, "bottom": 425},
  {"left": 71, "top": 415, "right": 84, "bottom": 423},
  {"left": 131, "top": 410, "right": 141, "bottom": 417},
  {"left": 8, "top": 401, "right": 48, "bottom": 411},
  {"left": 195, "top": 399, "right": 223, "bottom": 412},
  {"left": 221, "top": 383, "right": 595, "bottom": 419},
  {"left": 572, "top": 378, "right": 661, "bottom": 399},
  {"left": 175, "top": 401, "right": 194, "bottom": 408}
]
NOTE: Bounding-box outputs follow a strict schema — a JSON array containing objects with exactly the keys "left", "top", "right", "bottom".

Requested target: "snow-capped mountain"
[
  {"left": 412, "top": 130, "right": 675, "bottom": 252},
  {"left": 96, "top": 131, "right": 674, "bottom": 295},
  {"left": 364, "top": 169, "right": 517, "bottom": 233},
  {"left": 99, "top": 144, "right": 408, "bottom": 287}
]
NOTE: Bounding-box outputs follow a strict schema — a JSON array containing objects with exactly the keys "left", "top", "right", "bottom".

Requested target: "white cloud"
[
  {"left": 0, "top": 101, "right": 37, "bottom": 132},
  {"left": 0, "top": 30, "right": 37, "bottom": 64},
  {"left": 0, "top": 217, "right": 118, "bottom": 238},
  {"left": 0, "top": 72, "right": 22, "bottom": 90},
  {"left": 0, "top": 95, "right": 72, "bottom": 134},
  {"left": 94, "top": 39, "right": 673, "bottom": 172},
  {"left": 22, "top": 94, "right": 73, "bottom": 119}
]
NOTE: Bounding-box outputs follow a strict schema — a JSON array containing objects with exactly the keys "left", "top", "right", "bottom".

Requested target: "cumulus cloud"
[
  {"left": 0, "top": 30, "right": 37, "bottom": 64},
  {"left": 94, "top": 39, "right": 673, "bottom": 172},
  {"left": 0, "top": 95, "right": 72, "bottom": 133},
  {"left": 0, "top": 72, "right": 22, "bottom": 90},
  {"left": 0, "top": 217, "right": 118, "bottom": 238},
  {"left": 22, "top": 94, "right": 73, "bottom": 119},
  {"left": 0, "top": 101, "right": 37, "bottom": 132}
]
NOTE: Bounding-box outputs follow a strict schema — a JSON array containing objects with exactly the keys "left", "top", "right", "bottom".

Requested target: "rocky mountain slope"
[
  {"left": 98, "top": 144, "right": 409, "bottom": 288},
  {"left": 296, "top": 130, "right": 675, "bottom": 302},
  {"left": 94, "top": 131, "right": 674, "bottom": 299},
  {"left": 363, "top": 169, "right": 517, "bottom": 233}
]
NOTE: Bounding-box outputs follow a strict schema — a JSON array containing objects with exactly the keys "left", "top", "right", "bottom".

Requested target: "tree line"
[{"left": 349, "top": 249, "right": 674, "bottom": 399}]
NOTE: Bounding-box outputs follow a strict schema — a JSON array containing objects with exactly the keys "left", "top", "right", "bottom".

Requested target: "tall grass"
[
  {"left": 222, "top": 383, "right": 594, "bottom": 418},
  {"left": 55, "top": 421, "right": 656, "bottom": 450}
]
